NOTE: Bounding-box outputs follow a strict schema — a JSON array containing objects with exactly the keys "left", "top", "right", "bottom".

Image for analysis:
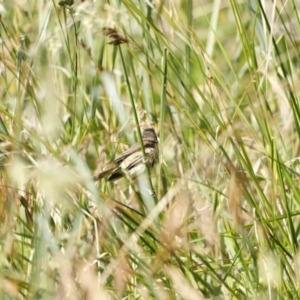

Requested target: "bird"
[{"left": 94, "top": 128, "right": 159, "bottom": 182}]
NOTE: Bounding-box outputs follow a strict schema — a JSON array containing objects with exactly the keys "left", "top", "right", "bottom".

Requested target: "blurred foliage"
[{"left": 0, "top": 0, "right": 300, "bottom": 299}]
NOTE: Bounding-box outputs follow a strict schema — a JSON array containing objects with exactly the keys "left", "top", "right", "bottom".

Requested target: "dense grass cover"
[{"left": 1, "top": 0, "right": 300, "bottom": 299}]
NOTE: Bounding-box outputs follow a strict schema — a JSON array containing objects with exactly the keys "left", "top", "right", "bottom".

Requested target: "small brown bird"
[{"left": 94, "top": 128, "right": 159, "bottom": 182}]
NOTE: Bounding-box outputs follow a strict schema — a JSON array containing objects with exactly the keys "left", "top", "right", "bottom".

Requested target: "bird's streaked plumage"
[{"left": 94, "top": 128, "right": 158, "bottom": 182}]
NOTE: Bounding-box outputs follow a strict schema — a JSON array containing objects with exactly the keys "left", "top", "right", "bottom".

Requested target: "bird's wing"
[
  {"left": 112, "top": 143, "right": 141, "bottom": 164},
  {"left": 113, "top": 139, "right": 157, "bottom": 164},
  {"left": 107, "top": 171, "right": 124, "bottom": 182},
  {"left": 121, "top": 144, "right": 156, "bottom": 170},
  {"left": 93, "top": 163, "right": 119, "bottom": 180},
  {"left": 120, "top": 151, "right": 144, "bottom": 170},
  {"left": 93, "top": 143, "right": 141, "bottom": 181}
]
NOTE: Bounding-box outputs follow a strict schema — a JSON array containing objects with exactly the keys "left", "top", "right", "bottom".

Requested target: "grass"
[{"left": 1, "top": 0, "right": 300, "bottom": 299}]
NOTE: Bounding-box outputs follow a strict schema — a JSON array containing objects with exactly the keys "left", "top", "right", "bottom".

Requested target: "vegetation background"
[{"left": 1, "top": 0, "right": 300, "bottom": 299}]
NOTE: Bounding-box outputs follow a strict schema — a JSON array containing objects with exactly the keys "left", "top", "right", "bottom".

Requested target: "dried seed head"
[{"left": 103, "top": 28, "right": 129, "bottom": 45}]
